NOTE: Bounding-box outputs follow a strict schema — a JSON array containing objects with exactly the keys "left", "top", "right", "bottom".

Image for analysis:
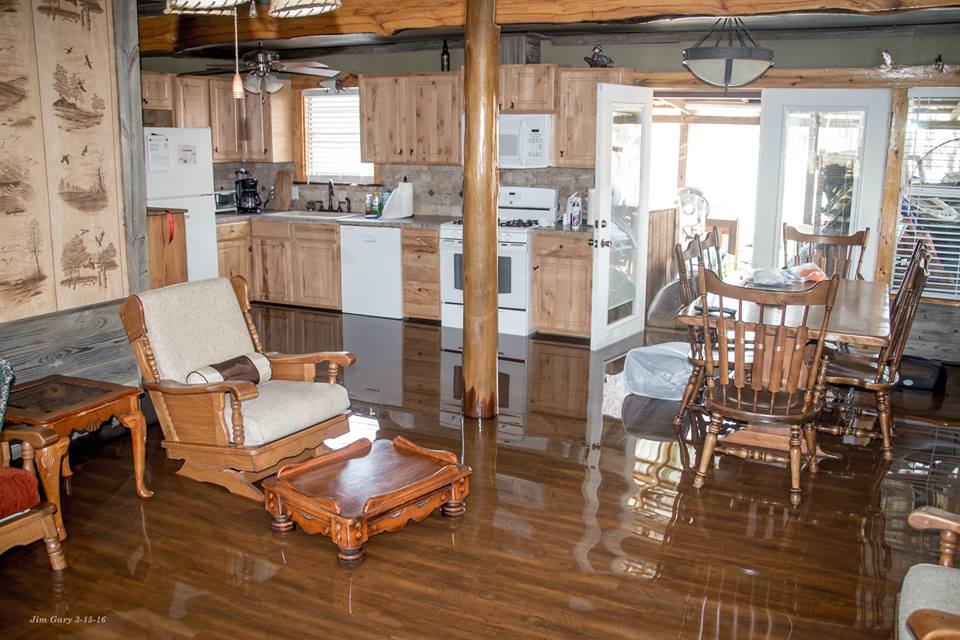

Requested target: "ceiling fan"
[{"left": 187, "top": 46, "right": 340, "bottom": 94}]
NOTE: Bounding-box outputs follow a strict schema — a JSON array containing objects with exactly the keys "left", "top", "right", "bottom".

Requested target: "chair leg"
[
  {"left": 803, "top": 423, "right": 819, "bottom": 474},
  {"left": 694, "top": 413, "right": 722, "bottom": 490},
  {"left": 673, "top": 366, "right": 704, "bottom": 435},
  {"left": 40, "top": 510, "right": 67, "bottom": 572},
  {"left": 789, "top": 424, "right": 803, "bottom": 506},
  {"left": 876, "top": 391, "right": 894, "bottom": 461}
]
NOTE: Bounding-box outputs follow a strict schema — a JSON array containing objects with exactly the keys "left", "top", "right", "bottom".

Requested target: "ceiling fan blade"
[
  {"left": 286, "top": 67, "right": 341, "bottom": 78},
  {"left": 178, "top": 68, "right": 241, "bottom": 77},
  {"left": 285, "top": 61, "right": 331, "bottom": 69}
]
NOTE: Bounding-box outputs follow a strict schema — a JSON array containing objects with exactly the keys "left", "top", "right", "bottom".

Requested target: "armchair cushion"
[
  {"left": 137, "top": 279, "right": 256, "bottom": 383},
  {"left": 225, "top": 381, "right": 350, "bottom": 447},
  {"left": 899, "top": 563, "right": 960, "bottom": 639},
  {"left": 187, "top": 352, "right": 272, "bottom": 385},
  {"left": 0, "top": 466, "right": 40, "bottom": 520}
]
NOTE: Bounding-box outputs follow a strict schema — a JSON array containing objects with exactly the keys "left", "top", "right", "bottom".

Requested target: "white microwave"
[{"left": 498, "top": 114, "right": 554, "bottom": 169}]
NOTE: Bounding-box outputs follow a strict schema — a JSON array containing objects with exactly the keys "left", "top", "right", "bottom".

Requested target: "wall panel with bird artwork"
[{"left": 0, "top": 0, "right": 126, "bottom": 322}]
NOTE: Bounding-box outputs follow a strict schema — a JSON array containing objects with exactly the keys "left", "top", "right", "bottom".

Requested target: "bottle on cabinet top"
[{"left": 441, "top": 40, "right": 451, "bottom": 72}]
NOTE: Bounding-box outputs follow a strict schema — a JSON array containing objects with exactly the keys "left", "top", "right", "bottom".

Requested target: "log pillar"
[{"left": 462, "top": 0, "right": 500, "bottom": 418}]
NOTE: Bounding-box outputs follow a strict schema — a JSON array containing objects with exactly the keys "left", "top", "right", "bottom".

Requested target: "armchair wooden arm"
[
  {"left": 144, "top": 380, "right": 258, "bottom": 447},
  {"left": 265, "top": 352, "right": 357, "bottom": 383},
  {"left": 907, "top": 609, "right": 960, "bottom": 640},
  {"left": 909, "top": 507, "right": 960, "bottom": 567}
]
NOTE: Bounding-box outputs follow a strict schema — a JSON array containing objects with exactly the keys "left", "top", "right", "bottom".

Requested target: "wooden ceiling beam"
[{"left": 139, "top": 0, "right": 960, "bottom": 54}]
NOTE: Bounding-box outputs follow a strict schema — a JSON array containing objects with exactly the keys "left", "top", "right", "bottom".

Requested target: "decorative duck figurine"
[{"left": 584, "top": 46, "right": 614, "bottom": 68}]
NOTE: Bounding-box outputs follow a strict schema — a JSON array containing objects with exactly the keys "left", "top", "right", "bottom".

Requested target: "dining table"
[{"left": 674, "top": 277, "right": 891, "bottom": 464}]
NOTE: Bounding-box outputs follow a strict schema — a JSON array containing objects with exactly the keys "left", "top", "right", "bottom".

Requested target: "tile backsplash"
[{"left": 215, "top": 161, "right": 595, "bottom": 217}]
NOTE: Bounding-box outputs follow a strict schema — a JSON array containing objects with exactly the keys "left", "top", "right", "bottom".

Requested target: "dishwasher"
[{"left": 339, "top": 225, "right": 404, "bottom": 318}]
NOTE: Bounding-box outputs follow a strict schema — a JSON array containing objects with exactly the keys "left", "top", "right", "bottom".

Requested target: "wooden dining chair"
[
  {"left": 782, "top": 223, "right": 870, "bottom": 279},
  {"left": 694, "top": 266, "right": 840, "bottom": 505},
  {"left": 700, "top": 225, "right": 725, "bottom": 277},
  {"left": 672, "top": 235, "right": 706, "bottom": 435},
  {"left": 819, "top": 244, "right": 930, "bottom": 461}
]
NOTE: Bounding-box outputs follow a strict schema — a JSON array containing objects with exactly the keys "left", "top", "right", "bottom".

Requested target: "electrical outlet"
[{"left": 291, "top": 186, "right": 299, "bottom": 200}]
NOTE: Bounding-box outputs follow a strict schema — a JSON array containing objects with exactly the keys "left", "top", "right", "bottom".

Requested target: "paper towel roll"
[{"left": 381, "top": 182, "right": 413, "bottom": 219}]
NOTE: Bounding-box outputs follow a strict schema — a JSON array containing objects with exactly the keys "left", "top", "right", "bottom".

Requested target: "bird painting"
[
  {"left": 60, "top": 154, "right": 70, "bottom": 165},
  {"left": 584, "top": 46, "right": 614, "bottom": 68},
  {"left": 80, "top": 144, "right": 88, "bottom": 157},
  {"left": 64, "top": 46, "right": 73, "bottom": 55},
  {"left": 84, "top": 54, "right": 92, "bottom": 69}
]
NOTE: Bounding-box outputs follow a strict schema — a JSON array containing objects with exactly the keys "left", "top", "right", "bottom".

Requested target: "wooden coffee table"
[
  {"left": 263, "top": 436, "right": 471, "bottom": 564},
  {"left": 4, "top": 375, "right": 152, "bottom": 539}
]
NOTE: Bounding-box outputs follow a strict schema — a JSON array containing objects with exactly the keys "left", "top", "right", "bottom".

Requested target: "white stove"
[{"left": 439, "top": 186, "right": 557, "bottom": 336}]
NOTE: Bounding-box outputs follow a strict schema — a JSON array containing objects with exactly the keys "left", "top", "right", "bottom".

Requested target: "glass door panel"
[{"left": 592, "top": 85, "right": 653, "bottom": 349}]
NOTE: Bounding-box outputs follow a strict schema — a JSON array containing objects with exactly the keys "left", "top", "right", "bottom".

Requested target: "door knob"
[
  {"left": 600, "top": 240, "right": 611, "bottom": 248},
  {"left": 599, "top": 220, "right": 608, "bottom": 228}
]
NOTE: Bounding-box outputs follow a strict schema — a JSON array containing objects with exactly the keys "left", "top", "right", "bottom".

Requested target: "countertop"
[{"left": 216, "top": 212, "right": 593, "bottom": 235}]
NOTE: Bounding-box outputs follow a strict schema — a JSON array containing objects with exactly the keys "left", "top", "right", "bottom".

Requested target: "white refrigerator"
[{"left": 144, "top": 127, "right": 218, "bottom": 281}]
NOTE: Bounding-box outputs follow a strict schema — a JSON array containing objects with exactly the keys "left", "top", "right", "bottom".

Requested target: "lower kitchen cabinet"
[
  {"left": 147, "top": 209, "right": 187, "bottom": 289},
  {"left": 292, "top": 223, "right": 341, "bottom": 310},
  {"left": 531, "top": 232, "right": 593, "bottom": 337},
  {"left": 216, "top": 221, "right": 251, "bottom": 283},
  {"left": 251, "top": 220, "right": 295, "bottom": 303},
  {"left": 401, "top": 228, "right": 440, "bottom": 320}
]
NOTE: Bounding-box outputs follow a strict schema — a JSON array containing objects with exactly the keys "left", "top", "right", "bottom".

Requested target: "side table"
[{"left": 4, "top": 375, "right": 153, "bottom": 538}]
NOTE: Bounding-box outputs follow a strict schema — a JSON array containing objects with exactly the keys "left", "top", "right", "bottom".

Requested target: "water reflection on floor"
[{"left": 0, "top": 305, "right": 956, "bottom": 639}]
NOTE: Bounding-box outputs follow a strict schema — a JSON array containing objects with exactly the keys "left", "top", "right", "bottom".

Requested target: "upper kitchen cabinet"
[
  {"left": 500, "top": 64, "right": 557, "bottom": 113},
  {"left": 173, "top": 76, "right": 211, "bottom": 128},
  {"left": 360, "top": 75, "right": 406, "bottom": 164},
  {"left": 241, "top": 82, "right": 293, "bottom": 163},
  {"left": 210, "top": 78, "right": 243, "bottom": 162},
  {"left": 555, "top": 67, "right": 632, "bottom": 168},
  {"left": 141, "top": 71, "right": 174, "bottom": 110},
  {"left": 406, "top": 74, "right": 461, "bottom": 164},
  {"left": 360, "top": 72, "right": 461, "bottom": 165}
]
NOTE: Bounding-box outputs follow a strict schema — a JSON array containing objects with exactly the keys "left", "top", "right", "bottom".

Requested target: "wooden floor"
[{"left": 1, "top": 308, "right": 957, "bottom": 639}]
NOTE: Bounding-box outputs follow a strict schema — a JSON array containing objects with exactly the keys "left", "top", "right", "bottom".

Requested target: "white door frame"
[
  {"left": 754, "top": 88, "right": 892, "bottom": 278},
  {"left": 591, "top": 84, "right": 653, "bottom": 350}
]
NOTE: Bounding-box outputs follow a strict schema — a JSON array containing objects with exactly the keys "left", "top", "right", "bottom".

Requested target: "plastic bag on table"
[
  {"left": 786, "top": 262, "right": 828, "bottom": 282},
  {"left": 622, "top": 342, "right": 692, "bottom": 401}
]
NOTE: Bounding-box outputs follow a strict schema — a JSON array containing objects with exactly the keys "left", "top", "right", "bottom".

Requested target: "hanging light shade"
[
  {"left": 164, "top": 0, "right": 247, "bottom": 15},
  {"left": 243, "top": 72, "right": 262, "bottom": 94},
  {"left": 268, "top": 0, "right": 342, "bottom": 18},
  {"left": 682, "top": 17, "right": 774, "bottom": 88}
]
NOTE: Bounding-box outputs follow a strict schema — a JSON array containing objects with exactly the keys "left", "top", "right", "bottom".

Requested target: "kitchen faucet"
[{"left": 327, "top": 180, "right": 335, "bottom": 212}]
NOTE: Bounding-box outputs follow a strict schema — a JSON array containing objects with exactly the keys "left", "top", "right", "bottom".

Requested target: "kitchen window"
[{"left": 303, "top": 88, "right": 375, "bottom": 182}]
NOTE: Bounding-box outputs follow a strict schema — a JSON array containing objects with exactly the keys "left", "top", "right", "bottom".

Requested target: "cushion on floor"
[
  {"left": 0, "top": 466, "right": 40, "bottom": 519},
  {"left": 899, "top": 563, "right": 960, "bottom": 639},
  {"left": 224, "top": 380, "right": 350, "bottom": 447}
]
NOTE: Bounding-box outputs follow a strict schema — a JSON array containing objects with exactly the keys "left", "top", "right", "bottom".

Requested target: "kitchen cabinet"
[
  {"left": 216, "top": 221, "right": 251, "bottom": 284},
  {"left": 555, "top": 67, "right": 632, "bottom": 168},
  {"left": 401, "top": 228, "right": 440, "bottom": 320},
  {"left": 250, "top": 220, "right": 294, "bottom": 303},
  {"left": 500, "top": 64, "right": 557, "bottom": 113},
  {"left": 173, "top": 76, "right": 211, "bottom": 128},
  {"left": 531, "top": 232, "right": 593, "bottom": 337},
  {"left": 208, "top": 79, "right": 292, "bottom": 162},
  {"left": 359, "top": 72, "right": 461, "bottom": 165},
  {"left": 292, "top": 223, "right": 341, "bottom": 310},
  {"left": 210, "top": 78, "right": 243, "bottom": 162},
  {"left": 147, "top": 209, "right": 187, "bottom": 289},
  {"left": 141, "top": 72, "right": 174, "bottom": 110}
]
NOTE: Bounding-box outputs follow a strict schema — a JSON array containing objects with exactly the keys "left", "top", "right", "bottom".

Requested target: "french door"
[
  {"left": 591, "top": 84, "right": 653, "bottom": 350},
  {"left": 754, "top": 89, "right": 891, "bottom": 278}
]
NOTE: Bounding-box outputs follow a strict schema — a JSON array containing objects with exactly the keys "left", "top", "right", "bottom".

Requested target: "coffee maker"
[{"left": 235, "top": 168, "right": 263, "bottom": 214}]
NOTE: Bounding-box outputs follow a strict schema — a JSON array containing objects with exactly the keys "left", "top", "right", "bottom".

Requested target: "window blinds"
[
  {"left": 894, "top": 91, "right": 960, "bottom": 301},
  {"left": 303, "top": 89, "right": 374, "bottom": 180}
]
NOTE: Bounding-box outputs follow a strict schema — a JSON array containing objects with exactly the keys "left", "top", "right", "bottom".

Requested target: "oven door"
[{"left": 441, "top": 237, "right": 528, "bottom": 310}]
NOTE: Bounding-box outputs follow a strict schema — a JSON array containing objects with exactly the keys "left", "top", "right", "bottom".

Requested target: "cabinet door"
[
  {"left": 210, "top": 80, "right": 242, "bottom": 161},
  {"left": 501, "top": 65, "right": 557, "bottom": 113},
  {"left": 556, "top": 68, "right": 628, "bottom": 168},
  {"left": 148, "top": 212, "right": 187, "bottom": 289},
  {"left": 217, "top": 238, "right": 251, "bottom": 282},
  {"left": 173, "top": 76, "right": 210, "bottom": 128},
  {"left": 359, "top": 75, "right": 406, "bottom": 164},
  {"left": 401, "top": 227, "right": 440, "bottom": 319},
  {"left": 531, "top": 233, "right": 593, "bottom": 337},
  {"left": 292, "top": 225, "right": 341, "bottom": 309},
  {"left": 141, "top": 72, "right": 173, "bottom": 110},
  {"left": 243, "top": 94, "right": 269, "bottom": 161},
  {"left": 406, "top": 74, "right": 461, "bottom": 164},
  {"left": 251, "top": 237, "right": 293, "bottom": 303}
]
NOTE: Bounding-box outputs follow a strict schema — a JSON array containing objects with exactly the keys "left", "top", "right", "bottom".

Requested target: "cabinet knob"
[
  {"left": 559, "top": 150, "right": 565, "bottom": 158},
  {"left": 409, "top": 148, "right": 414, "bottom": 156},
  {"left": 510, "top": 101, "right": 515, "bottom": 109}
]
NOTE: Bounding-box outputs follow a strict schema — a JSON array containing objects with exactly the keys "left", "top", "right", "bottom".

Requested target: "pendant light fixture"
[
  {"left": 164, "top": 0, "right": 247, "bottom": 15},
  {"left": 682, "top": 18, "right": 774, "bottom": 89},
  {"left": 231, "top": 8, "right": 245, "bottom": 99},
  {"left": 268, "top": 0, "right": 342, "bottom": 18}
]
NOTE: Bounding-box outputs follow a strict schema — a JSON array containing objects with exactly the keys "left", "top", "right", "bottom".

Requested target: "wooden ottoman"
[{"left": 263, "top": 436, "right": 471, "bottom": 564}]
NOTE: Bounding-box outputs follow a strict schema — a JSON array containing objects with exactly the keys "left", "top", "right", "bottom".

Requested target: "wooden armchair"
[
  {"left": 899, "top": 507, "right": 960, "bottom": 639},
  {"left": 119, "top": 277, "right": 355, "bottom": 501},
  {"left": 0, "top": 359, "right": 66, "bottom": 571},
  {"left": 782, "top": 223, "right": 870, "bottom": 279}
]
